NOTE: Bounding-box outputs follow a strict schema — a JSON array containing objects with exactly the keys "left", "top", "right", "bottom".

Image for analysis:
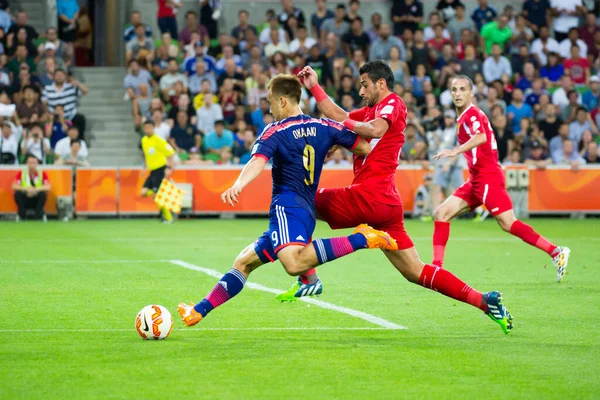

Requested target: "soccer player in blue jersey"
[{"left": 178, "top": 74, "right": 398, "bottom": 326}]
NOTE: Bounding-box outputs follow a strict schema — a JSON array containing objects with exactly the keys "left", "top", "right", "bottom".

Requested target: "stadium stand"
[
  {"left": 114, "top": 0, "right": 599, "bottom": 170},
  {"left": 0, "top": 0, "right": 598, "bottom": 171}
]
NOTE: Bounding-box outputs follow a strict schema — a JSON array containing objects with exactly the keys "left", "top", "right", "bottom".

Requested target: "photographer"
[
  {"left": 0, "top": 121, "right": 18, "bottom": 164},
  {"left": 21, "top": 123, "right": 51, "bottom": 164},
  {"left": 12, "top": 153, "right": 51, "bottom": 221}
]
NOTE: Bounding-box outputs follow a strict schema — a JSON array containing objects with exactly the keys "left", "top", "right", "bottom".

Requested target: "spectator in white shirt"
[
  {"left": 552, "top": 76, "right": 582, "bottom": 108},
  {"left": 483, "top": 43, "right": 512, "bottom": 83},
  {"left": 530, "top": 26, "right": 560, "bottom": 66},
  {"left": 558, "top": 28, "right": 588, "bottom": 59},
  {"left": 0, "top": 122, "right": 19, "bottom": 165},
  {"left": 289, "top": 24, "right": 317, "bottom": 57},
  {"left": 550, "top": 0, "right": 583, "bottom": 42},
  {"left": 21, "top": 124, "right": 51, "bottom": 164},
  {"left": 259, "top": 18, "right": 287, "bottom": 45},
  {"left": 55, "top": 139, "right": 90, "bottom": 167},
  {"left": 55, "top": 125, "right": 88, "bottom": 161},
  {"left": 196, "top": 93, "right": 223, "bottom": 135},
  {"left": 265, "top": 28, "right": 290, "bottom": 58},
  {"left": 150, "top": 109, "right": 172, "bottom": 140},
  {"left": 423, "top": 12, "right": 450, "bottom": 42},
  {"left": 159, "top": 58, "right": 188, "bottom": 99}
]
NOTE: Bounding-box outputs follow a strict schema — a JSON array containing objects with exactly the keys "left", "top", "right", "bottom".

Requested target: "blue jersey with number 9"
[{"left": 251, "top": 114, "right": 359, "bottom": 211}]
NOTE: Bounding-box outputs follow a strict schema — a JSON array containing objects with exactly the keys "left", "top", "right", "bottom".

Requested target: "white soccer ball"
[{"left": 135, "top": 305, "right": 173, "bottom": 340}]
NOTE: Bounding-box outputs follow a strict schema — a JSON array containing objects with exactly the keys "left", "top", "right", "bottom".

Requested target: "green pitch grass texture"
[{"left": 1, "top": 219, "right": 598, "bottom": 399}]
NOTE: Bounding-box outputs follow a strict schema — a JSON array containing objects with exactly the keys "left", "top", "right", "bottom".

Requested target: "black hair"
[
  {"left": 336, "top": 4, "right": 346, "bottom": 10},
  {"left": 358, "top": 60, "right": 394, "bottom": 90},
  {"left": 143, "top": 120, "right": 155, "bottom": 127},
  {"left": 25, "top": 153, "right": 39, "bottom": 162}
]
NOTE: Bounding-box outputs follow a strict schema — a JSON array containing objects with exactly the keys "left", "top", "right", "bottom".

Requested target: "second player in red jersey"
[
  {"left": 433, "top": 75, "right": 570, "bottom": 282},
  {"left": 279, "top": 61, "right": 515, "bottom": 334}
]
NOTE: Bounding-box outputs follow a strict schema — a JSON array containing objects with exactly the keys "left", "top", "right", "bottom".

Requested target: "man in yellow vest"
[
  {"left": 140, "top": 120, "right": 176, "bottom": 223},
  {"left": 12, "top": 153, "right": 51, "bottom": 221}
]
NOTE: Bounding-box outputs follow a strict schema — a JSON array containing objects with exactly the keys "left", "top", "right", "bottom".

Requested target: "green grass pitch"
[{"left": 1, "top": 219, "right": 599, "bottom": 399}]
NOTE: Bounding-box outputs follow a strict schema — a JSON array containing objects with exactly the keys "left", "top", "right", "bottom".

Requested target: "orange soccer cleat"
[
  {"left": 177, "top": 302, "right": 203, "bottom": 326},
  {"left": 353, "top": 224, "right": 398, "bottom": 251}
]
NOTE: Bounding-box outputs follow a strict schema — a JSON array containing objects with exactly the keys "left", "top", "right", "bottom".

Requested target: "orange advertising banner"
[
  {"left": 528, "top": 169, "right": 600, "bottom": 212},
  {"left": 3, "top": 167, "right": 599, "bottom": 215},
  {"left": 0, "top": 168, "right": 72, "bottom": 214},
  {"left": 75, "top": 169, "right": 118, "bottom": 213},
  {"left": 119, "top": 169, "right": 159, "bottom": 213}
]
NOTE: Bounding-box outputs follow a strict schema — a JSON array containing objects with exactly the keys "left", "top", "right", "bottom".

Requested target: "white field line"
[
  {"left": 0, "top": 327, "right": 393, "bottom": 333},
  {"left": 169, "top": 260, "right": 406, "bottom": 330}
]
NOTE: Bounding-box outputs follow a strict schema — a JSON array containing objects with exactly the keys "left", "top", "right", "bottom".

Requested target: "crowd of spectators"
[
  {"left": 0, "top": 1, "right": 92, "bottom": 167},
  {"left": 123, "top": 0, "right": 600, "bottom": 168}
]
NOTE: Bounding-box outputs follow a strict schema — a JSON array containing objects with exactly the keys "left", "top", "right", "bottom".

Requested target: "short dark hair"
[
  {"left": 215, "top": 119, "right": 225, "bottom": 126},
  {"left": 569, "top": 27, "right": 578, "bottom": 34},
  {"left": 128, "top": 59, "right": 139, "bottom": 66},
  {"left": 25, "top": 153, "right": 39, "bottom": 162},
  {"left": 68, "top": 125, "right": 79, "bottom": 133},
  {"left": 336, "top": 4, "right": 346, "bottom": 10},
  {"left": 54, "top": 68, "right": 66, "bottom": 76},
  {"left": 238, "top": 9, "right": 249, "bottom": 16},
  {"left": 358, "top": 60, "right": 394, "bottom": 90},
  {"left": 268, "top": 74, "right": 302, "bottom": 104},
  {"left": 185, "top": 10, "right": 197, "bottom": 18},
  {"left": 577, "top": 106, "right": 588, "bottom": 114},
  {"left": 452, "top": 75, "right": 474, "bottom": 90},
  {"left": 143, "top": 120, "right": 155, "bottom": 127},
  {"left": 70, "top": 138, "right": 81, "bottom": 146}
]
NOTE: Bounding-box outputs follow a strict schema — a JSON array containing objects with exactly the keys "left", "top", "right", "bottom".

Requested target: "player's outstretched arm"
[
  {"left": 297, "top": 66, "right": 349, "bottom": 122},
  {"left": 343, "top": 118, "right": 389, "bottom": 139},
  {"left": 221, "top": 155, "right": 267, "bottom": 206},
  {"left": 434, "top": 132, "right": 486, "bottom": 160}
]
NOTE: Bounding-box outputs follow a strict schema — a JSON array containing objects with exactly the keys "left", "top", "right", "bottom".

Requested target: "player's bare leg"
[
  {"left": 384, "top": 247, "right": 514, "bottom": 334},
  {"left": 178, "top": 243, "right": 265, "bottom": 326},
  {"left": 432, "top": 195, "right": 472, "bottom": 267},
  {"left": 276, "top": 225, "right": 398, "bottom": 301},
  {"left": 495, "top": 209, "right": 570, "bottom": 282}
]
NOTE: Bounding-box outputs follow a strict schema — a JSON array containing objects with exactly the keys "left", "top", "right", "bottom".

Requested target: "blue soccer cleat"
[
  {"left": 276, "top": 278, "right": 323, "bottom": 302},
  {"left": 483, "top": 291, "right": 514, "bottom": 335}
]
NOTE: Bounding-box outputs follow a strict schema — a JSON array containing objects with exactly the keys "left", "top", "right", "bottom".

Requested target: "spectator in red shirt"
[
  {"left": 157, "top": 0, "right": 181, "bottom": 40},
  {"left": 426, "top": 23, "right": 452, "bottom": 54},
  {"left": 564, "top": 45, "right": 590, "bottom": 86},
  {"left": 12, "top": 153, "right": 51, "bottom": 221}
]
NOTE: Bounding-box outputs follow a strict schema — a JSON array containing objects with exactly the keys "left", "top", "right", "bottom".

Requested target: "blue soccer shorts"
[{"left": 255, "top": 205, "right": 315, "bottom": 263}]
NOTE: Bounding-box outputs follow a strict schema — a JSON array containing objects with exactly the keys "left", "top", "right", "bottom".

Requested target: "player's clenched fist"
[
  {"left": 221, "top": 185, "right": 242, "bottom": 206},
  {"left": 297, "top": 66, "right": 318, "bottom": 89}
]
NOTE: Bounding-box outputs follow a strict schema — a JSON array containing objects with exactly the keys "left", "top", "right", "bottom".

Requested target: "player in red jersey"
[
  {"left": 277, "top": 61, "right": 514, "bottom": 334},
  {"left": 433, "top": 75, "right": 570, "bottom": 282}
]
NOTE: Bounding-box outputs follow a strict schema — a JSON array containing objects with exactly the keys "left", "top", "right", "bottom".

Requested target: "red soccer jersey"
[
  {"left": 456, "top": 104, "right": 504, "bottom": 183},
  {"left": 348, "top": 93, "right": 407, "bottom": 205}
]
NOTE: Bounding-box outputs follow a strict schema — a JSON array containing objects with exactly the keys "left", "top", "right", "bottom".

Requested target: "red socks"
[
  {"left": 432, "top": 221, "right": 450, "bottom": 267},
  {"left": 419, "top": 264, "right": 487, "bottom": 312},
  {"left": 509, "top": 220, "right": 557, "bottom": 256},
  {"left": 300, "top": 268, "right": 317, "bottom": 284}
]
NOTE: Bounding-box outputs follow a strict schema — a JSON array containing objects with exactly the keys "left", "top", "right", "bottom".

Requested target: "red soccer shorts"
[
  {"left": 452, "top": 180, "right": 513, "bottom": 216},
  {"left": 315, "top": 185, "right": 414, "bottom": 250}
]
